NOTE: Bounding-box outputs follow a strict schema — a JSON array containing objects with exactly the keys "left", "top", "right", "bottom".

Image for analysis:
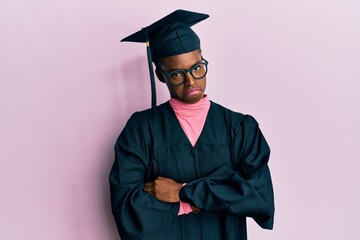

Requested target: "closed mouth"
[{"left": 186, "top": 88, "right": 201, "bottom": 95}]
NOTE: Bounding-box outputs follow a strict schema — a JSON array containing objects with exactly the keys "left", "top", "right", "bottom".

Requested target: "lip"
[{"left": 185, "top": 88, "right": 201, "bottom": 95}]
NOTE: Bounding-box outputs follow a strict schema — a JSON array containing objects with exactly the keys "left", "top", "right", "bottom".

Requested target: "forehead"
[{"left": 161, "top": 50, "right": 202, "bottom": 70}]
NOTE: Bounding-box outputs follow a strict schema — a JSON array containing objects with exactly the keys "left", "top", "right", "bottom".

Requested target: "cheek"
[
  {"left": 200, "top": 78, "right": 207, "bottom": 90},
  {"left": 166, "top": 84, "right": 182, "bottom": 96},
  {"left": 175, "top": 87, "right": 185, "bottom": 97}
]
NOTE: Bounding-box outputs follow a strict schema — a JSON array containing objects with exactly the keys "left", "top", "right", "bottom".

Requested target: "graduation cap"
[{"left": 121, "top": 9, "right": 209, "bottom": 108}]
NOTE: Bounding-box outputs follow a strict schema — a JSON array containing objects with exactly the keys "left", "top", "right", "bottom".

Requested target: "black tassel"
[{"left": 142, "top": 27, "right": 156, "bottom": 108}]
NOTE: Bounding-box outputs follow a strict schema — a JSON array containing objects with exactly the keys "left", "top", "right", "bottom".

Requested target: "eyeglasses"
[{"left": 158, "top": 58, "right": 209, "bottom": 86}]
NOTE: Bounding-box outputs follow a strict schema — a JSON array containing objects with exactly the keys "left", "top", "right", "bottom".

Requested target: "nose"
[{"left": 184, "top": 72, "right": 196, "bottom": 87}]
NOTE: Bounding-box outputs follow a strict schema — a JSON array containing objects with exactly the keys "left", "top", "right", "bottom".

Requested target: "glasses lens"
[
  {"left": 191, "top": 63, "right": 207, "bottom": 79},
  {"left": 166, "top": 60, "right": 208, "bottom": 86},
  {"left": 169, "top": 71, "right": 185, "bottom": 85}
]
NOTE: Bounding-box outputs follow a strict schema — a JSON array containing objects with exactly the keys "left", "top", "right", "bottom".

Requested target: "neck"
[{"left": 169, "top": 95, "right": 210, "bottom": 116}]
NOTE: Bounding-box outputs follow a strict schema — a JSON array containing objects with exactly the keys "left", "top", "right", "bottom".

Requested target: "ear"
[{"left": 155, "top": 68, "right": 165, "bottom": 83}]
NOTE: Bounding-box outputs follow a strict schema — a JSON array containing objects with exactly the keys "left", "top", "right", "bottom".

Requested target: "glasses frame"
[{"left": 158, "top": 58, "right": 209, "bottom": 86}]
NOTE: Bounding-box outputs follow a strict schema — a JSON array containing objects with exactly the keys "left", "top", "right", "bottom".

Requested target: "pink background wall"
[{"left": 1, "top": 1, "right": 359, "bottom": 239}]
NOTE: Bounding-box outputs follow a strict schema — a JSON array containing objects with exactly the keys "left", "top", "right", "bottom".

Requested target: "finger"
[
  {"left": 144, "top": 186, "right": 153, "bottom": 192},
  {"left": 144, "top": 182, "right": 153, "bottom": 187}
]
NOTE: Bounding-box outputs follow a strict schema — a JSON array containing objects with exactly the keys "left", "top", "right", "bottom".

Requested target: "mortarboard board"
[{"left": 121, "top": 9, "right": 209, "bottom": 108}]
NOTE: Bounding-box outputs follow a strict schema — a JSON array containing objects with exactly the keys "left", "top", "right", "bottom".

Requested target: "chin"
[{"left": 184, "top": 96, "right": 202, "bottom": 104}]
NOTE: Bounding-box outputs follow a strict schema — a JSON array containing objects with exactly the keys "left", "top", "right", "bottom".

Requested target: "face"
[{"left": 156, "top": 49, "right": 207, "bottom": 104}]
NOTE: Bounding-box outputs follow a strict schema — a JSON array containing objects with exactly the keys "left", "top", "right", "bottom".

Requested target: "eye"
[
  {"left": 170, "top": 71, "right": 182, "bottom": 79},
  {"left": 192, "top": 65, "right": 202, "bottom": 72}
]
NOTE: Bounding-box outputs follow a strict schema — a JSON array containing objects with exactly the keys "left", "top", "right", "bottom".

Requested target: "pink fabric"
[
  {"left": 178, "top": 201, "right": 193, "bottom": 215},
  {"left": 169, "top": 96, "right": 210, "bottom": 216},
  {"left": 169, "top": 96, "right": 211, "bottom": 147},
  {"left": 178, "top": 183, "right": 192, "bottom": 215}
]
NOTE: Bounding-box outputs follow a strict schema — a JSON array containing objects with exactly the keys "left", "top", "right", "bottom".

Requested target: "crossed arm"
[
  {"left": 144, "top": 176, "right": 200, "bottom": 212},
  {"left": 110, "top": 113, "right": 274, "bottom": 238}
]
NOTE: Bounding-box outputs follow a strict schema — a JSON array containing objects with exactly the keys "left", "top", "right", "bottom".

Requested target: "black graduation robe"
[{"left": 109, "top": 101, "right": 274, "bottom": 240}]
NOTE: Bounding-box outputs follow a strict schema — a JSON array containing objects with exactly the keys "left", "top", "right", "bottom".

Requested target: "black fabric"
[
  {"left": 109, "top": 101, "right": 274, "bottom": 240},
  {"left": 121, "top": 9, "right": 208, "bottom": 63},
  {"left": 149, "top": 22, "right": 200, "bottom": 64}
]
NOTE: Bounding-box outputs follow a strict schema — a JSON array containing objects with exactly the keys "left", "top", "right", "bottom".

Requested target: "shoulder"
[
  {"left": 116, "top": 102, "right": 171, "bottom": 146},
  {"left": 125, "top": 101, "right": 171, "bottom": 128}
]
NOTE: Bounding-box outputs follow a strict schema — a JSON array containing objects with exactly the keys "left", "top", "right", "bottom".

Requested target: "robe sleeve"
[
  {"left": 178, "top": 115, "right": 275, "bottom": 229},
  {"left": 109, "top": 113, "right": 179, "bottom": 240}
]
